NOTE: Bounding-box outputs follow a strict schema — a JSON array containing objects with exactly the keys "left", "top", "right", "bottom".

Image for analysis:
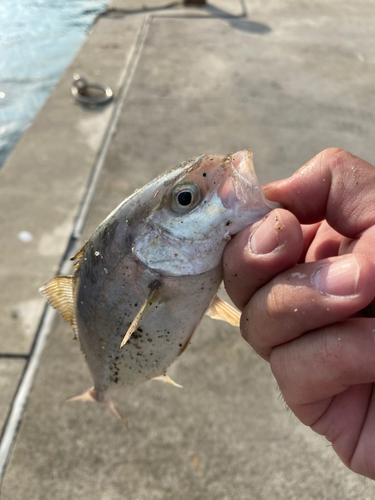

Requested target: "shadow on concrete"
[
  {"left": 94, "top": 3, "right": 181, "bottom": 22},
  {"left": 228, "top": 18, "right": 272, "bottom": 34},
  {"left": 95, "top": 4, "right": 272, "bottom": 35}
]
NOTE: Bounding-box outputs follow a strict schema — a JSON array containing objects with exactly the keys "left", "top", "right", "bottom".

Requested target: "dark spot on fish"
[
  {"left": 179, "top": 344, "right": 182, "bottom": 347},
  {"left": 134, "top": 303, "right": 138, "bottom": 307},
  {"left": 203, "top": 172, "right": 207, "bottom": 177}
]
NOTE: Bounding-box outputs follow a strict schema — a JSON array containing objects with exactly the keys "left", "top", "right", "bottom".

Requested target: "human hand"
[{"left": 223, "top": 148, "right": 375, "bottom": 479}]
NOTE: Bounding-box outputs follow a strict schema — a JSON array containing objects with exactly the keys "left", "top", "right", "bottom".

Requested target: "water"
[{"left": 0, "top": 0, "right": 108, "bottom": 168}]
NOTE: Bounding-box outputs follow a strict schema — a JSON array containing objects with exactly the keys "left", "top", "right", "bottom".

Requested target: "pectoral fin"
[
  {"left": 39, "top": 276, "right": 78, "bottom": 338},
  {"left": 205, "top": 295, "right": 241, "bottom": 327},
  {"left": 120, "top": 280, "right": 160, "bottom": 348}
]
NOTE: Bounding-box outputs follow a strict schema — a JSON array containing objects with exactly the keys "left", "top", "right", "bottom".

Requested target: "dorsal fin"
[
  {"left": 39, "top": 276, "right": 78, "bottom": 336},
  {"left": 70, "top": 241, "right": 88, "bottom": 271}
]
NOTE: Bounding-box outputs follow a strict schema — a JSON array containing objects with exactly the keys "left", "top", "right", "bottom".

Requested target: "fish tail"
[
  {"left": 67, "top": 387, "right": 128, "bottom": 428},
  {"left": 66, "top": 386, "right": 97, "bottom": 403}
]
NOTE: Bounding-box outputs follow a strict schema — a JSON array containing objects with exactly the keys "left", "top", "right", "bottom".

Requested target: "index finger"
[{"left": 263, "top": 148, "right": 375, "bottom": 238}]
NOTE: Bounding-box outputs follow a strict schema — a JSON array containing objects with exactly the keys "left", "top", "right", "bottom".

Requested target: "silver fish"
[{"left": 40, "top": 149, "right": 278, "bottom": 424}]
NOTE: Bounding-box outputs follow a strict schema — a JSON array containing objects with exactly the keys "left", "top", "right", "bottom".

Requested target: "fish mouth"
[
  {"left": 217, "top": 149, "right": 281, "bottom": 232},
  {"left": 218, "top": 149, "right": 261, "bottom": 210},
  {"left": 230, "top": 149, "right": 257, "bottom": 182}
]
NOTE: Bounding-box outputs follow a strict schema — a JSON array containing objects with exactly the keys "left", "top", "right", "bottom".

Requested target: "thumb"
[{"left": 223, "top": 209, "right": 303, "bottom": 310}]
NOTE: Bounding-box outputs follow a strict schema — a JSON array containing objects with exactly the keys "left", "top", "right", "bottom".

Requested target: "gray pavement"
[{"left": 1, "top": 0, "right": 375, "bottom": 498}]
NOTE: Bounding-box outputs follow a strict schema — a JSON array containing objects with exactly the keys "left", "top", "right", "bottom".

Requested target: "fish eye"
[
  {"left": 177, "top": 191, "right": 192, "bottom": 206},
  {"left": 170, "top": 182, "right": 201, "bottom": 213}
]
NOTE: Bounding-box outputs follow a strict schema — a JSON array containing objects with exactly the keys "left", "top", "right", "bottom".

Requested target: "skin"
[{"left": 223, "top": 148, "right": 375, "bottom": 479}]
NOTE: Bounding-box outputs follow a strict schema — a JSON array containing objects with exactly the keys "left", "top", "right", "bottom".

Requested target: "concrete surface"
[
  {"left": 1, "top": 0, "right": 375, "bottom": 498},
  {"left": 0, "top": 12, "right": 144, "bottom": 354},
  {"left": 0, "top": 360, "right": 25, "bottom": 432}
]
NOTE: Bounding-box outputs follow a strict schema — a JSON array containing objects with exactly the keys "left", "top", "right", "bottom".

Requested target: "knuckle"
[
  {"left": 240, "top": 307, "right": 257, "bottom": 345},
  {"left": 321, "top": 147, "right": 349, "bottom": 171},
  {"left": 240, "top": 306, "right": 270, "bottom": 359},
  {"left": 265, "top": 283, "right": 292, "bottom": 322},
  {"left": 270, "top": 345, "right": 296, "bottom": 398}
]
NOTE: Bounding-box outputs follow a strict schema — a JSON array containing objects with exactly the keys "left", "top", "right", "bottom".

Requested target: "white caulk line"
[
  {"left": 0, "top": 307, "right": 56, "bottom": 485},
  {"left": 72, "top": 14, "right": 152, "bottom": 241},
  {"left": 0, "top": 15, "right": 151, "bottom": 487}
]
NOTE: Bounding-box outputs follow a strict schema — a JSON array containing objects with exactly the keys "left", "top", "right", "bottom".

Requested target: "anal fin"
[
  {"left": 205, "top": 294, "right": 241, "bottom": 327},
  {"left": 152, "top": 375, "right": 183, "bottom": 388}
]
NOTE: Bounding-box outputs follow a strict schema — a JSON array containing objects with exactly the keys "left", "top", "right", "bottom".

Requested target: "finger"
[
  {"left": 310, "top": 384, "right": 374, "bottom": 475},
  {"left": 223, "top": 209, "right": 303, "bottom": 310},
  {"left": 273, "top": 324, "right": 375, "bottom": 479},
  {"left": 241, "top": 254, "right": 375, "bottom": 359},
  {"left": 350, "top": 386, "right": 375, "bottom": 479},
  {"left": 304, "top": 221, "right": 343, "bottom": 262},
  {"left": 339, "top": 224, "right": 375, "bottom": 265},
  {"left": 269, "top": 318, "right": 375, "bottom": 425},
  {"left": 264, "top": 148, "right": 375, "bottom": 237},
  {"left": 299, "top": 222, "right": 321, "bottom": 262}
]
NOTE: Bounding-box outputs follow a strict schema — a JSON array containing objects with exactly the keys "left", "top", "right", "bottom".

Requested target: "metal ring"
[{"left": 71, "top": 74, "right": 113, "bottom": 106}]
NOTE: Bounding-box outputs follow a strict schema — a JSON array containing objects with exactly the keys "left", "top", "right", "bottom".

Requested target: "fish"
[{"left": 40, "top": 149, "right": 279, "bottom": 425}]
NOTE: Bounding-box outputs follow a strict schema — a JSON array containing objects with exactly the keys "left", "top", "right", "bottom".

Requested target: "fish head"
[{"left": 133, "top": 149, "right": 280, "bottom": 276}]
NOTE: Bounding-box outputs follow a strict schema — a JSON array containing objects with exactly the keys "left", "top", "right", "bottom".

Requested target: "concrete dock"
[{"left": 1, "top": 0, "right": 375, "bottom": 498}]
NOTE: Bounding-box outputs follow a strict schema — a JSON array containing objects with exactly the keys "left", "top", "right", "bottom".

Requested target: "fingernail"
[
  {"left": 249, "top": 215, "right": 280, "bottom": 254},
  {"left": 312, "top": 255, "right": 360, "bottom": 296}
]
